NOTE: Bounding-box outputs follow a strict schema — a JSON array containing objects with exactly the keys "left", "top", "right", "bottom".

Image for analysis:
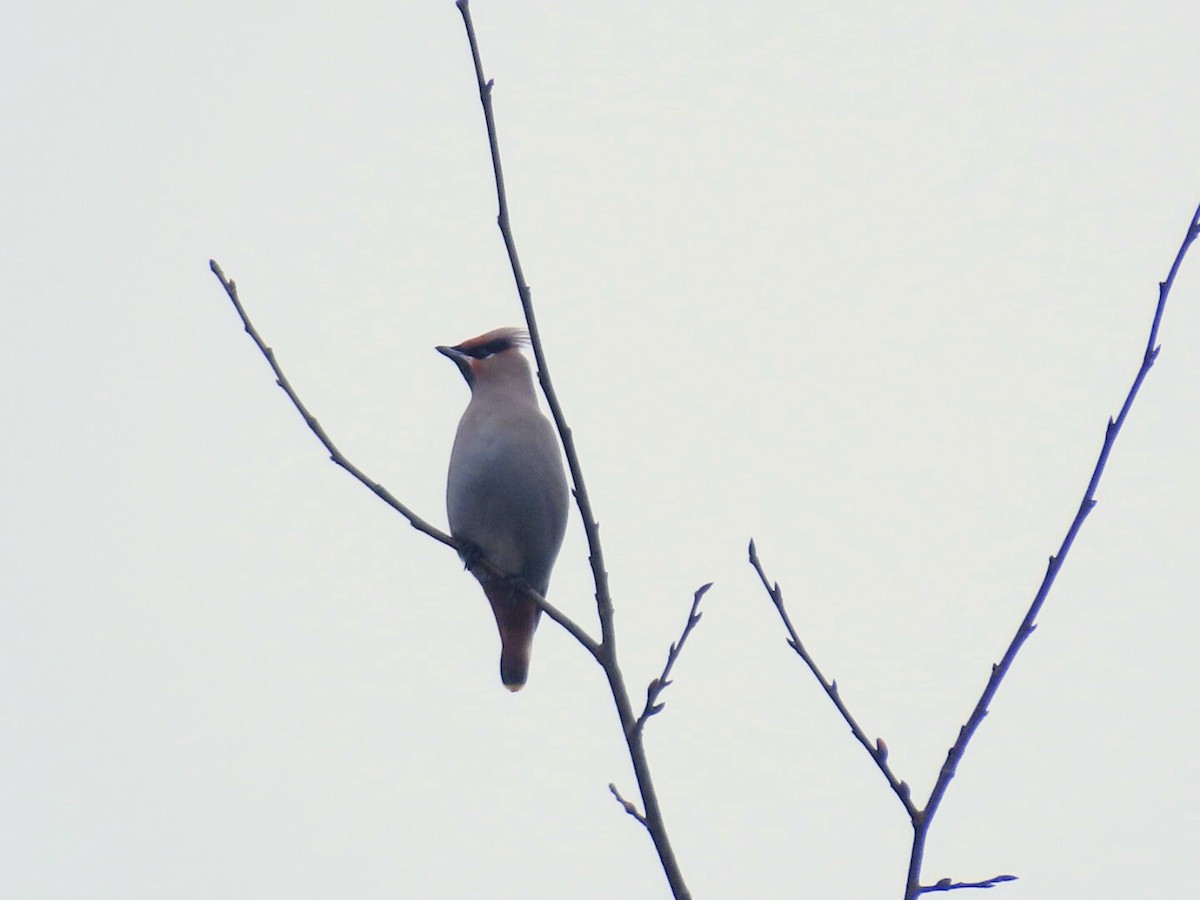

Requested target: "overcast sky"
[{"left": 3, "top": 2, "right": 1198, "bottom": 898}]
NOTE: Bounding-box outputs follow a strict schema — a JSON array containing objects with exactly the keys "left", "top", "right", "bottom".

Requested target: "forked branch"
[
  {"left": 211, "top": 4, "right": 702, "bottom": 896},
  {"left": 752, "top": 198, "right": 1200, "bottom": 900}
]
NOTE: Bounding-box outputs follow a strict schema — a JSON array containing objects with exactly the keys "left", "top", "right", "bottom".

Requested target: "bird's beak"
[{"left": 437, "top": 344, "right": 474, "bottom": 385}]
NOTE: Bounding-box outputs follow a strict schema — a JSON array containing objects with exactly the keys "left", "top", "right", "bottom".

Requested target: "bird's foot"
[{"left": 457, "top": 539, "right": 485, "bottom": 572}]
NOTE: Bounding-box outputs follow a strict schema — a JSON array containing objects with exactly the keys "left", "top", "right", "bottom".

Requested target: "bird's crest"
[{"left": 455, "top": 327, "right": 530, "bottom": 359}]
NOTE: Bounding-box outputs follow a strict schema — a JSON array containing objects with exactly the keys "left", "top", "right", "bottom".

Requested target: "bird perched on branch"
[{"left": 438, "top": 328, "right": 569, "bottom": 691}]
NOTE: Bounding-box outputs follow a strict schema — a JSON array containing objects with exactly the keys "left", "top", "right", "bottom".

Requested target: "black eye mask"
[{"left": 461, "top": 337, "right": 514, "bottom": 359}]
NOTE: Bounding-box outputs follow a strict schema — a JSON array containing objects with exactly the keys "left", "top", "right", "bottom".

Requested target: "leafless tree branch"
[
  {"left": 752, "top": 198, "right": 1200, "bottom": 900},
  {"left": 207, "top": 259, "right": 601, "bottom": 660},
  {"left": 210, "top": 4, "right": 699, "bottom": 895},
  {"left": 209, "top": 261, "right": 452, "bottom": 549},
  {"left": 907, "top": 199, "right": 1200, "bottom": 897},
  {"left": 608, "top": 782, "right": 650, "bottom": 830},
  {"left": 454, "top": 3, "right": 692, "bottom": 897},
  {"left": 919, "top": 875, "right": 1018, "bottom": 894},
  {"left": 748, "top": 541, "right": 919, "bottom": 820},
  {"left": 636, "top": 583, "right": 711, "bottom": 734}
]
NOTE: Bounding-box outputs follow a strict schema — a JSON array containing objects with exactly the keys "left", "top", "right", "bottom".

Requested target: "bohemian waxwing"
[{"left": 437, "top": 327, "right": 569, "bottom": 691}]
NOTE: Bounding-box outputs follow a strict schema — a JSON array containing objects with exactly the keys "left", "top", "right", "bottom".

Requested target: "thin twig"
[
  {"left": 636, "top": 584, "right": 712, "bottom": 733},
  {"left": 918, "top": 875, "right": 1018, "bottom": 894},
  {"left": 608, "top": 782, "right": 650, "bottom": 830},
  {"left": 453, "top": 4, "right": 691, "bottom": 898},
  {"left": 748, "top": 541, "right": 919, "bottom": 820},
  {"left": 207, "top": 259, "right": 601, "bottom": 659},
  {"left": 906, "top": 199, "right": 1200, "bottom": 898},
  {"left": 210, "top": 260, "right": 452, "bottom": 548},
  {"left": 749, "top": 199, "right": 1200, "bottom": 900}
]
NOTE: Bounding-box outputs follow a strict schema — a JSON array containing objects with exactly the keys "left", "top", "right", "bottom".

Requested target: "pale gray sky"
[{"left": 3, "top": 2, "right": 1198, "bottom": 898}]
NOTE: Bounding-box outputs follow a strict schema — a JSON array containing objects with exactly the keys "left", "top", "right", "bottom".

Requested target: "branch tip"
[
  {"left": 918, "top": 873, "right": 1018, "bottom": 893},
  {"left": 908, "top": 203, "right": 1198, "bottom": 896},
  {"left": 608, "top": 783, "right": 649, "bottom": 829},
  {"left": 636, "top": 583, "right": 711, "bottom": 732},
  {"left": 749, "top": 509, "right": 920, "bottom": 827}
]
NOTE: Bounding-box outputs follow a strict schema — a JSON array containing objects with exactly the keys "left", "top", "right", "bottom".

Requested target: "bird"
[{"left": 437, "top": 327, "right": 569, "bottom": 691}]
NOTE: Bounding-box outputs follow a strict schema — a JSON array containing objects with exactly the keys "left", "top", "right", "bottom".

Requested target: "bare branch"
[
  {"left": 453, "top": 4, "right": 690, "bottom": 897},
  {"left": 636, "top": 584, "right": 712, "bottom": 733},
  {"left": 209, "top": 260, "right": 452, "bottom": 549},
  {"left": 919, "top": 875, "right": 1018, "bottom": 894},
  {"left": 908, "top": 200, "right": 1200, "bottom": 895},
  {"left": 207, "top": 259, "right": 600, "bottom": 659},
  {"left": 748, "top": 540, "right": 919, "bottom": 820},
  {"left": 749, "top": 198, "right": 1200, "bottom": 900},
  {"left": 608, "top": 782, "right": 650, "bottom": 830},
  {"left": 453, "top": 0, "right": 614, "bottom": 634}
]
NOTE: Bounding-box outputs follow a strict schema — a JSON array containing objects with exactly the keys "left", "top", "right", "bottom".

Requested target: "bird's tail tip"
[
  {"left": 500, "top": 656, "right": 529, "bottom": 692},
  {"left": 486, "top": 581, "right": 537, "bottom": 693}
]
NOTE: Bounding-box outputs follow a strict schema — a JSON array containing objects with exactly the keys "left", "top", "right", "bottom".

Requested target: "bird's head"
[{"left": 437, "top": 327, "right": 532, "bottom": 389}]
